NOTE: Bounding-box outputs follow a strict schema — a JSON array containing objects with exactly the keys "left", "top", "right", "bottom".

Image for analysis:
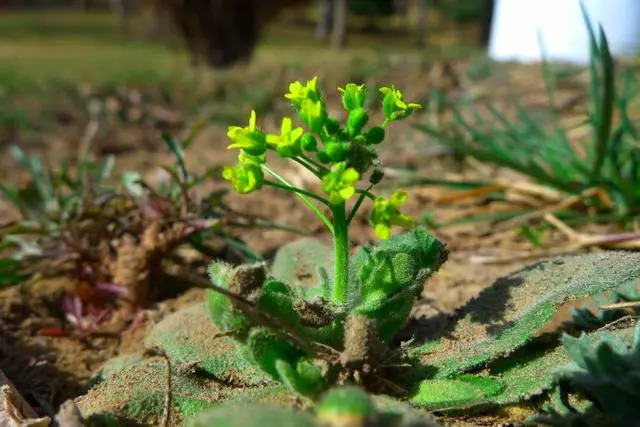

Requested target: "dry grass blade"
[
  {"left": 544, "top": 213, "right": 640, "bottom": 250},
  {"left": 600, "top": 302, "right": 640, "bottom": 311}
]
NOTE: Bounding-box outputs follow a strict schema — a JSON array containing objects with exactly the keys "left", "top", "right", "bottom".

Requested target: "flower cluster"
[
  {"left": 369, "top": 190, "right": 416, "bottom": 240},
  {"left": 223, "top": 77, "right": 421, "bottom": 240}
]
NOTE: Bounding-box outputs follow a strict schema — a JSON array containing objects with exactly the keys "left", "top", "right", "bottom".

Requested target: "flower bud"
[
  {"left": 365, "top": 126, "right": 385, "bottom": 145},
  {"left": 301, "top": 133, "right": 318, "bottom": 151},
  {"left": 325, "top": 118, "right": 340, "bottom": 135},
  {"left": 339, "top": 83, "right": 367, "bottom": 112},
  {"left": 347, "top": 108, "right": 369, "bottom": 136},
  {"left": 325, "top": 141, "right": 350, "bottom": 162},
  {"left": 369, "top": 169, "right": 384, "bottom": 185}
]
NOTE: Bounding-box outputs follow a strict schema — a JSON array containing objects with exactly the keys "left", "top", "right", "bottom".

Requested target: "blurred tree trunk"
[
  {"left": 151, "top": 2, "right": 172, "bottom": 41},
  {"left": 315, "top": 0, "right": 333, "bottom": 40},
  {"left": 75, "top": 0, "right": 88, "bottom": 11},
  {"left": 416, "top": 0, "right": 427, "bottom": 46},
  {"left": 478, "top": 0, "right": 494, "bottom": 45},
  {"left": 331, "top": 0, "right": 348, "bottom": 49},
  {"left": 109, "top": 0, "right": 126, "bottom": 28}
]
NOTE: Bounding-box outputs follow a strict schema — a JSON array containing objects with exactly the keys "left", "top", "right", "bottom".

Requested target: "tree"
[
  {"left": 416, "top": 0, "right": 427, "bottom": 46},
  {"left": 156, "top": 0, "right": 305, "bottom": 67},
  {"left": 331, "top": 0, "right": 348, "bottom": 49}
]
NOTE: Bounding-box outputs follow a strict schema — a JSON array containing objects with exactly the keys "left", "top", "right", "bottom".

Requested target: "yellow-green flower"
[
  {"left": 285, "top": 76, "right": 320, "bottom": 107},
  {"left": 339, "top": 83, "right": 367, "bottom": 111},
  {"left": 369, "top": 189, "right": 416, "bottom": 240},
  {"left": 322, "top": 162, "right": 360, "bottom": 205},
  {"left": 266, "top": 117, "right": 304, "bottom": 158},
  {"left": 299, "top": 98, "right": 326, "bottom": 133},
  {"left": 379, "top": 87, "right": 422, "bottom": 123},
  {"left": 238, "top": 150, "right": 265, "bottom": 165},
  {"left": 222, "top": 161, "right": 264, "bottom": 194},
  {"left": 227, "top": 110, "right": 267, "bottom": 156}
]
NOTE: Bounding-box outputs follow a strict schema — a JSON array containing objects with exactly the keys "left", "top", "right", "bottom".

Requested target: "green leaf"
[
  {"left": 414, "top": 251, "right": 640, "bottom": 378},
  {"left": 413, "top": 326, "right": 638, "bottom": 412},
  {"left": 162, "top": 133, "right": 188, "bottom": 182},
  {"left": 349, "top": 228, "right": 447, "bottom": 341},
  {"left": 270, "top": 238, "right": 333, "bottom": 290},
  {"left": 411, "top": 379, "right": 486, "bottom": 409},
  {"left": 146, "top": 302, "right": 266, "bottom": 386},
  {"left": 186, "top": 403, "right": 316, "bottom": 427}
]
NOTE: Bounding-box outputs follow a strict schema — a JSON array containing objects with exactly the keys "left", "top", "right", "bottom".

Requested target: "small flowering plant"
[{"left": 211, "top": 78, "right": 447, "bottom": 398}]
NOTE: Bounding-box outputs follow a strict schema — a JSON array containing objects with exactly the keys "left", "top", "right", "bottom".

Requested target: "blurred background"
[
  {"left": 0, "top": 0, "right": 492, "bottom": 151},
  {"left": 1, "top": 2, "right": 640, "bottom": 415}
]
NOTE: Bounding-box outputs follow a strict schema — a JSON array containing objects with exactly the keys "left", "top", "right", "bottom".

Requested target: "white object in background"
[{"left": 488, "top": 0, "right": 640, "bottom": 63}]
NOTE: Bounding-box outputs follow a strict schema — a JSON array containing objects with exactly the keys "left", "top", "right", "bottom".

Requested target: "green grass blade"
[{"left": 590, "top": 26, "right": 615, "bottom": 183}]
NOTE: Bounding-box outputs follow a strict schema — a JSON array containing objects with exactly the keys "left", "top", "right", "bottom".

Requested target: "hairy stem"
[{"left": 332, "top": 202, "right": 349, "bottom": 303}]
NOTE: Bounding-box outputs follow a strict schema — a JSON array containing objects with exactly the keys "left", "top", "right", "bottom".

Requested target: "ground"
[{"left": 0, "top": 9, "right": 636, "bottom": 425}]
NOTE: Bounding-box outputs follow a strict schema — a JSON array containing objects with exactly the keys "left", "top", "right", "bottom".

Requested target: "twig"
[
  {"left": 544, "top": 213, "right": 640, "bottom": 249},
  {"left": 600, "top": 301, "right": 640, "bottom": 311},
  {"left": 143, "top": 348, "right": 171, "bottom": 427},
  {"left": 493, "top": 187, "right": 607, "bottom": 232},
  {"left": 596, "top": 315, "right": 639, "bottom": 332}
]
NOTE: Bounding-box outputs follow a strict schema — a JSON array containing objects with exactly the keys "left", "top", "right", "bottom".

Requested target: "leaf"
[
  {"left": 0, "top": 258, "right": 23, "bottom": 286},
  {"left": 186, "top": 403, "right": 316, "bottom": 427},
  {"left": 146, "top": 302, "right": 265, "bottom": 385},
  {"left": 349, "top": 228, "right": 447, "bottom": 341},
  {"left": 414, "top": 251, "right": 640, "bottom": 378},
  {"left": 411, "top": 379, "right": 486, "bottom": 409},
  {"left": 120, "top": 171, "right": 146, "bottom": 197},
  {"left": 271, "top": 238, "right": 333, "bottom": 290},
  {"left": 412, "top": 326, "right": 638, "bottom": 412},
  {"left": 162, "top": 133, "right": 188, "bottom": 182}
]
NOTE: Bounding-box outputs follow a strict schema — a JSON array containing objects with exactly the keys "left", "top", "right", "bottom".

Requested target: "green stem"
[
  {"left": 356, "top": 188, "right": 377, "bottom": 201},
  {"left": 346, "top": 186, "right": 372, "bottom": 225},
  {"left": 264, "top": 180, "right": 331, "bottom": 206},
  {"left": 262, "top": 165, "right": 334, "bottom": 234},
  {"left": 331, "top": 202, "right": 349, "bottom": 304},
  {"left": 300, "top": 153, "right": 329, "bottom": 174},
  {"left": 291, "top": 156, "right": 322, "bottom": 178}
]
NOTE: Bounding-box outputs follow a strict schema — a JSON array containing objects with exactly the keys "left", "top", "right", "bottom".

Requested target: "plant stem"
[
  {"left": 346, "top": 185, "right": 373, "bottom": 225},
  {"left": 291, "top": 156, "right": 322, "bottom": 178},
  {"left": 264, "top": 180, "right": 331, "bottom": 206},
  {"left": 300, "top": 153, "right": 329, "bottom": 174},
  {"left": 262, "top": 165, "right": 334, "bottom": 234},
  {"left": 331, "top": 202, "right": 349, "bottom": 303}
]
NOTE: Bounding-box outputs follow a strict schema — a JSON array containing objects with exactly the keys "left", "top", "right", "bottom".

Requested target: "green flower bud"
[
  {"left": 322, "top": 162, "right": 360, "bottom": 205},
  {"left": 325, "top": 118, "right": 340, "bottom": 135},
  {"left": 369, "top": 169, "right": 384, "bottom": 185},
  {"left": 346, "top": 108, "right": 369, "bottom": 136},
  {"left": 299, "top": 99, "right": 326, "bottom": 134},
  {"left": 317, "top": 150, "right": 331, "bottom": 163},
  {"left": 325, "top": 141, "right": 350, "bottom": 162},
  {"left": 316, "top": 387, "right": 374, "bottom": 427},
  {"left": 339, "top": 83, "right": 367, "bottom": 111},
  {"left": 300, "top": 133, "right": 318, "bottom": 151},
  {"left": 365, "top": 126, "right": 385, "bottom": 144}
]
